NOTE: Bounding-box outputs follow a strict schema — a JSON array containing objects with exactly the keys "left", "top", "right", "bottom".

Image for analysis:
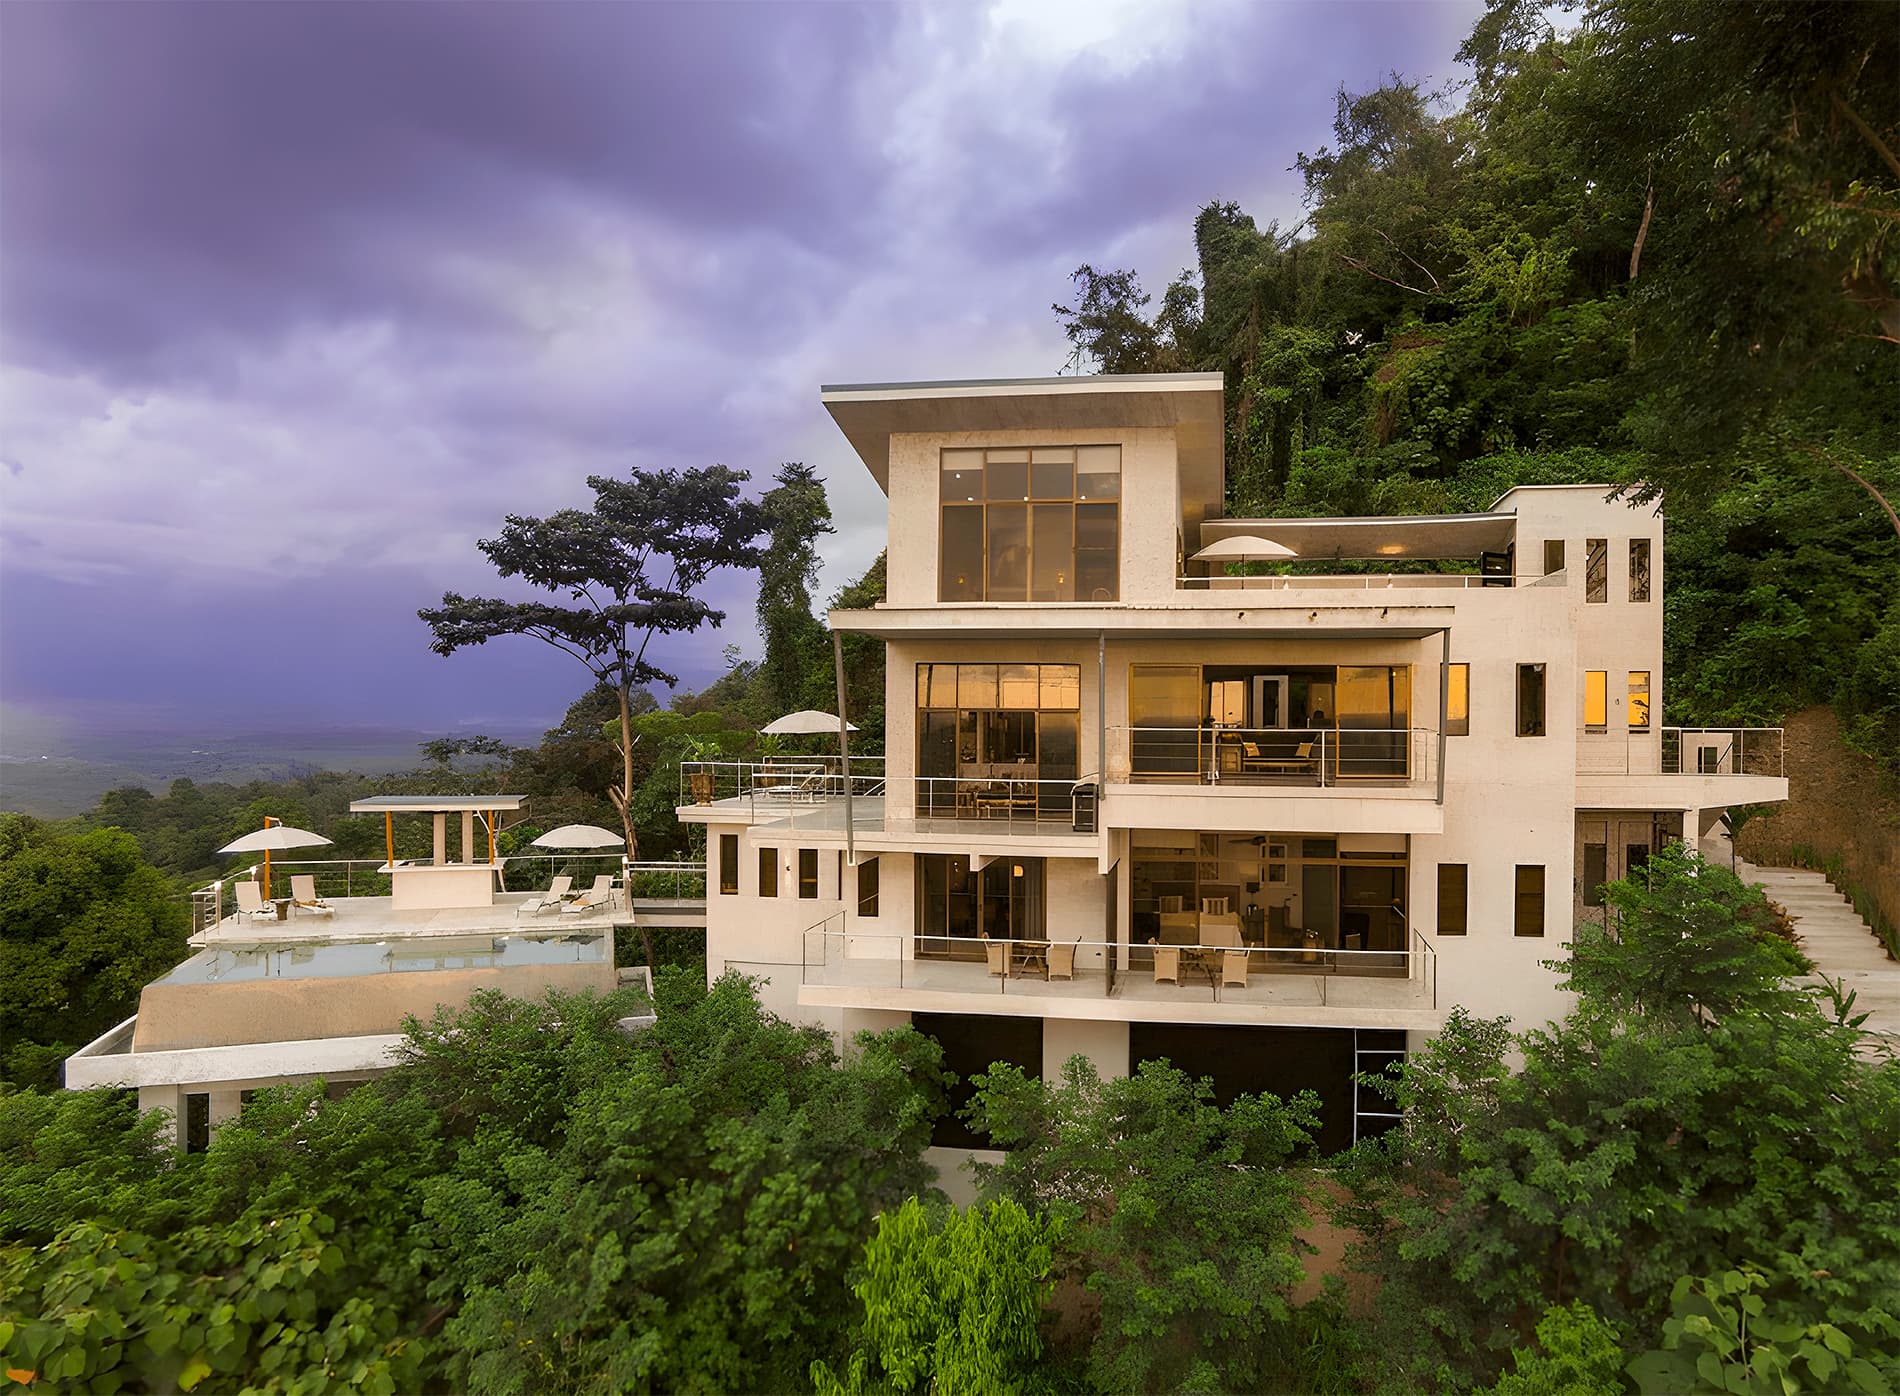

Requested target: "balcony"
[
  {"left": 796, "top": 923, "right": 1441, "bottom": 1030},
  {"left": 190, "top": 853, "right": 706, "bottom": 944},
  {"left": 1110, "top": 725, "right": 1436, "bottom": 788},
  {"left": 1574, "top": 727, "right": 1787, "bottom": 809}
]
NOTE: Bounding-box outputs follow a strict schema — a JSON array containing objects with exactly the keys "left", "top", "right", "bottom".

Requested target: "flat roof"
[
  {"left": 827, "top": 605, "right": 1452, "bottom": 641},
  {"left": 348, "top": 795, "right": 527, "bottom": 813},
  {"left": 1200, "top": 512, "right": 1518, "bottom": 560},
  {"left": 821, "top": 373, "right": 1226, "bottom": 504}
]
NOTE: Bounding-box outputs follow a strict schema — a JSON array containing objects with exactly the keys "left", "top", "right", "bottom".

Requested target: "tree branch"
[
  {"left": 1371, "top": 227, "right": 1441, "bottom": 291},
  {"left": 1629, "top": 172, "right": 1655, "bottom": 281},
  {"left": 1336, "top": 253, "right": 1438, "bottom": 298},
  {"left": 1797, "top": 444, "right": 1900, "bottom": 542},
  {"left": 1830, "top": 88, "right": 1900, "bottom": 183}
]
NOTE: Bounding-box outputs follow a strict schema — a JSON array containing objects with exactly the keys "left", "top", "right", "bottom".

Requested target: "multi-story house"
[{"left": 681, "top": 371, "right": 1788, "bottom": 1153}]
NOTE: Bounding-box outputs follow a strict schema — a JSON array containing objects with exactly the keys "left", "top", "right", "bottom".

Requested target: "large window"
[
  {"left": 917, "top": 663, "right": 1080, "bottom": 817},
  {"left": 1129, "top": 663, "right": 1409, "bottom": 779},
  {"left": 916, "top": 855, "right": 1043, "bottom": 960},
  {"left": 1517, "top": 663, "right": 1547, "bottom": 737},
  {"left": 1514, "top": 865, "right": 1545, "bottom": 937},
  {"left": 1437, "top": 863, "right": 1468, "bottom": 934},
  {"left": 1446, "top": 663, "right": 1469, "bottom": 736},
  {"left": 939, "top": 446, "right": 1120, "bottom": 601}
]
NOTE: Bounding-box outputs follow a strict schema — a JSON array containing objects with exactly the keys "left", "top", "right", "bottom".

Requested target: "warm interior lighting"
[{"left": 1012, "top": 864, "right": 1024, "bottom": 877}]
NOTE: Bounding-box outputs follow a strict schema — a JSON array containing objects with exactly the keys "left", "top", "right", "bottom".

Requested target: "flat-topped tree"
[{"left": 420, "top": 465, "right": 765, "bottom": 864}]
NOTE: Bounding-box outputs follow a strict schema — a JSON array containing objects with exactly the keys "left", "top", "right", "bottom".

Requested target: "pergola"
[{"left": 347, "top": 795, "right": 527, "bottom": 911}]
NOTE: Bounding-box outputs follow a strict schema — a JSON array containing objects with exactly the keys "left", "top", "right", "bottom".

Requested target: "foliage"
[
  {"left": 0, "top": 816, "right": 190, "bottom": 1090},
  {"left": 1483, "top": 1302, "right": 1625, "bottom": 1396},
  {"left": 419, "top": 464, "right": 766, "bottom": 859},
  {"left": 0, "top": 1210, "right": 425, "bottom": 1395},
  {"left": 0, "top": 1089, "right": 179, "bottom": 1246},
  {"left": 967, "top": 1056, "right": 1320, "bottom": 1393},
  {"left": 758, "top": 461, "right": 837, "bottom": 715},
  {"left": 811, "top": 1196, "right": 1060, "bottom": 1396},
  {"left": 1628, "top": 1265, "right": 1900, "bottom": 1396},
  {"left": 1341, "top": 851, "right": 1900, "bottom": 1390}
]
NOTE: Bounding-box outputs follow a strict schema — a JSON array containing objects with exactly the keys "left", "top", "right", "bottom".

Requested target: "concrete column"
[
  {"left": 843, "top": 1008, "right": 911, "bottom": 1041},
  {"left": 208, "top": 1088, "right": 243, "bottom": 1133},
  {"left": 139, "top": 1085, "right": 183, "bottom": 1149},
  {"left": 1044, "top": 1018, "right": 1129, "bottom": 1082},
  {"left": 461, "top": 811, "right": 476, "bottom": 864},
  {"left": 433, "top": 813, "right": 447, "bottom": 865}
]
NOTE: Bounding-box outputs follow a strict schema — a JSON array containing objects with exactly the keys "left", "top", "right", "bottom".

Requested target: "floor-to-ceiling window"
[
  {"left": 939, "top": 446, "right": 1120, "bottom": 602},
  {"left": 916, "top": 855, "right": 1046, "bottom": 960},
  {"left": 917, "top": 663, "right": 1080, "bottom": 818}
]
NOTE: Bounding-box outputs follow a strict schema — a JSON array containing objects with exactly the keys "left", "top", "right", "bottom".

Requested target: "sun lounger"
[
  {"left": 517, "top": 874, "right": 574, "bottom": 917},
  {"left": 233, "top": 880, "right": 279, "bottom": 921},
  {"left": 560, "top": 875, "right": 618, "bottom": 915},
  {"left": 290, "top": 874, "right": 333, "bottom": 916}
]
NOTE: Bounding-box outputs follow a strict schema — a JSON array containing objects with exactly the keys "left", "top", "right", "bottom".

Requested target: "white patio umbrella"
[
  {"left": 761, "top": 709, "right": 859, "bottom": 735},
  {"left": 530, "top": 824, "right": 626, "bottom": 849},
  {"left": 1191, "top": 534, "right": 1298, "bottom": 562},
  {"left": 218, "top": 820, "right": 333, "bottom": 900}
]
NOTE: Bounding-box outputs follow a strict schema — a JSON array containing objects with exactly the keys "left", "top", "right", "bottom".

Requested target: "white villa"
[{"left": 681, "top": 372, "right": 1788, "bottom": 1152}]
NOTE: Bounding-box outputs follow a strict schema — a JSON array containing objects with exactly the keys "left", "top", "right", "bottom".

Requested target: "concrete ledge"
[
  {"left": 64, "top": 1029, "right": 409, "bottom": 1090},
  {"left": 797, "top": 983, "right": 1446, "bottom": 1032}
]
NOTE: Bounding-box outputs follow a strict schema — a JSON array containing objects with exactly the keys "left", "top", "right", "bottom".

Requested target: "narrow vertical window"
[
  {"left": 1516, "top": 664, "right": 1547, "bottom": 737},
  {"left": 184, "top": 1093, "right": 211, "bottom": 1154},
  {"left": 857, "top": 856, "right": 880, "bottom": 917},
  {"left": 719, "top": 834, "right": 739, "bottom": 895},
  {"left": 1583, "top": 843, "right": 1608, "bottom": 907},
  {"left": 1543, "top": 539, "right": 1566, "bottom": 575},
  {"left": 1628, "top": 672, "right": 1650, "bottom": 731},
  {"left": 1514, "top": 865, "right": 1545, "bottom": 937},
  {"left": 1628, "top": 538, "right": 1651, "bottom": 602},
  {"left": 1446, "top": 662, "right": 1469, "bottom": 736},
  {"left": 798, "top": 848, "right": 819, "bottom": 900},
  {"left": 758, "top": 847, "right": 777, "bottom": 898},
  {"left": 1584, "top": 670, "right": 1608, "bottom": 732},
  {"left": 1585, "top": 538, "right": 1607, "bottom": 602},
  {"left": 1436, "top": 863, "right": 1468, "bottom": 935}
]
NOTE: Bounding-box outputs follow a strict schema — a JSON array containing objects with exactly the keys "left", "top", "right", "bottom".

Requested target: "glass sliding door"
[{"left": 916, "top": 855, "right": 1044, "bottom": 961}]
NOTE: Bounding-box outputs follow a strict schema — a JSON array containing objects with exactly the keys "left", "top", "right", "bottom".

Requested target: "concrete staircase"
[{"left": 1737, "top": 857, "right": 1899, "bottom": 1051}]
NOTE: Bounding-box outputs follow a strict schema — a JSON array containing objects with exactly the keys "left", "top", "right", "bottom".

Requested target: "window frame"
[
  {"left": 1446, "top": 662, "right": 1469, "bottom": 736},
  {"left": 938, "top": 445, "right": 1121, "bottom": 602},
  {"left": 1584, "top": 669, "right": 1609, "bottom": 733},
  {"left": 798, "top": 848, "right": 820, "bottom": 900},
  {"left": 1628, "top": 538, "right": 1652, "bottom": 602},
  {"left": 1628, "top": 671, "right": 1651, "bottom": 732},
  {"left": 718, "top": 834, "right": 739, "bottom": 896},
  {"left": 1585, "top": 537, "right": 1608, "bottom": 603},
  {"left": 758, "top": 846, "right": 778, "bottom": 899},
  {"left": 856, "top": 856, "right": 880, "bottom": 918},
  {"left": 1516, "top": 663, "right": 1547, "bottom": 737}
]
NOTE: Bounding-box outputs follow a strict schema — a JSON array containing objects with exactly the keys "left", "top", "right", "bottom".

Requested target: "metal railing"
[
  {"left": 1109, "top": 726, "right": 1435, "bottom": 787},
  {"left": 1174, "top": 572, "right": 1552, "bottom": 591},
  {"left": 800, "top": 924, "right": 1436, "bottom": 1009},
  {"left": 1577, "top": 727, "right": 1785, "bottom": 778},
  {"left": 911, "top": 776, "right": 1095, "bottom": 831},
  {"left": 680, "top": 771, "right": 1102, "bottom": 837},
  {"left": 681, "top": 756, "right": 885, "bottom": 806},
  {"left": 191, "top": 853, "right": 705, "bottom": 931}
]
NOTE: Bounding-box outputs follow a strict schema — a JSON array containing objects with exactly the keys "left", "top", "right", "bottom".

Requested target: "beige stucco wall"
[{"left": 132, "top": 960, "right": 616, "bottom": 1052}]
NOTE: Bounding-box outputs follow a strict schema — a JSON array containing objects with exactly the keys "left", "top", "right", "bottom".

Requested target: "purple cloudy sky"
[{"left": 0, "top": 0, "right": 1479, "bottom": 743}]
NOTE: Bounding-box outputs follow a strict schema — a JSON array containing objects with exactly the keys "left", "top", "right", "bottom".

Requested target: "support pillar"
[
  {"left": 461, "top": 810, "right": 476, "bottom": 864},
  {"left": 433, "top": 813, "right": 447, "bottom": 866}
]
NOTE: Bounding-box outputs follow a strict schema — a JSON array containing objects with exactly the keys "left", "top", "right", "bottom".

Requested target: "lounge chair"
[
  {"left": 1151, "top": 941, "right": 1180, "bottom": 986},
  {"left": 290, "top": 875, "right": 333, "bottom": 917},
  {"left": 1222, "top": 949, "right": 1249, "bottom": 988},
  {"left": 561, "top": 875, "right": 618, "bottom": 915},
  {"left": 1046, "top": 937, "right": 1079, "bottom": 981},
  {"left": 1242, "top": 741, "right": 1316, "bottom": 777},
  {"left": 517, "top": 874, "right": 574, "bottom": 917},
  {"left": 980, "top": 931, "right": 1009, "bottom": 978},
  {"left": 234, "top": 880, "right": 277, "bottom": 921}
]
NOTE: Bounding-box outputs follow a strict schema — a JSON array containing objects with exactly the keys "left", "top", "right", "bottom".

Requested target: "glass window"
[
  {"left": 1543, "top": 539, "right": 1565, "bottom": 575},
  {"left": 798, "top": 848, "right": 819, "bottom": 900},
  {"left": 1628, "top": 672, "right": 1650, "bottom": 731},
  {"left": 1583, "top": 843, "right": 1607, "bottom": 907},
  {"left": 918, "top": 663, "right": 956, "bottom": 709},
  {"left": 958, "top": 663, "right": 999, "bottom": 710},
  {"left": 1514, "top": 865, "right": 1545, "bottom": 937},
  {"left": 1437, "top": 864, "right": 1467, "bottom": 935},
  {"left": 999, "top": 663, "right": 1039, "bottom": 710},
  {"left": 1446, "top": 662, "right": 1469, "bottom": 736},
  {"left": 1629, "top": 538, "right": 1651, "bottom": 602},
  {"left": 719, "top": 834, "right": 739, "bottom": 895},
  {"left": 185, "top": 1093, "right": 211, "bottom": 1154},
  {"left": 1040, "top": 664, "right": 1080, "bottom": 710},
  {"left": 857, "top": 857, "right": 879, "bottom": 917},
  {"left": 758, "top": 847, "right": 777, "bottom": 898},
  {"left": 1130, "top": 665, "right": 1201, "bottom": 775},
  {"left": 939, "top": 446, "right": 1118, "bottom": 601},
  {"left": 1585, "top": 538, "right": 1608, "bottom": 603},
  {"left": 1584, "top": 670, "right": 1608, "bottom": 732},
  {"left": 939, "top": 506, "right": 983, "bottom": 601},
  {"left": 986, "top": 504, "right": 1029, "bottom": 600},
  {"left": 1517, "top": 664, "right": 1547, "bottom": 737}
]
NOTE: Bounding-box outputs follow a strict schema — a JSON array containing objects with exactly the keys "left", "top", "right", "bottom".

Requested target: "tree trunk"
[{"left": 613, "top": 682, "right": 656, "bottom": 971}]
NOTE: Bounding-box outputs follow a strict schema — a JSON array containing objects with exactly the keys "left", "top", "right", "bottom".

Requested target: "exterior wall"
[
  {"left": 883, "top": 426, "right": 1180, "bottom": 608},
  {"left": 1044, "top": 1018, "right": 1129, "bottom": 1080}
]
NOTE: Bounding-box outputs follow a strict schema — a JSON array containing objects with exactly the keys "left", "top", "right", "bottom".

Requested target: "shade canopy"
[
  {"left": 1191, "top": 534, "right": 1297, "bottom": 561},
  {"left": 761, "top": 709, "right": 860, "bottom": 735},
  {"left": 530, "top": 824, "right": 626, "bottom": 850},
  {"left": 217, "top": 826, "right": 334, "bottom": 855}
]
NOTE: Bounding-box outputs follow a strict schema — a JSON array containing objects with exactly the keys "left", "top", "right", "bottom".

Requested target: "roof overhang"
[
  {"left": 820, "top": 373, "right": 1226, "bottom": 501},
  {"left": 348, "top": 795, "right": 527, "bottom": 814},
  {"left": 1200, "top": 512, "right": 1518, "bottom": 560}
]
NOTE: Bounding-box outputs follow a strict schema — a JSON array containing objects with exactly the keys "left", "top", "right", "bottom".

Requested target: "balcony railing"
[
  {"left": 1108, "top": 726, "right": 1436, "bottom": 788},
  {"left": 1173, "top": 571, "right": 1559, "bottom": 592},
  {"left": 682, "top": 762, "right": 1100, "bottom": 836},
  {"left": 680, "top": 756, "right": 885, "bottom": 806},
  {"left": 801, "top": 922, "right": 1436, "bottom": 1011},
  {"left": 1578, "top": 727, "right": 1785, "bottom": 778}
]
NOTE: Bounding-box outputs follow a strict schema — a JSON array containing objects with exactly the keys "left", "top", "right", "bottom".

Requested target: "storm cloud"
[{"left": 0, "top": 0, "right": 1479, "bottom": 736}]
